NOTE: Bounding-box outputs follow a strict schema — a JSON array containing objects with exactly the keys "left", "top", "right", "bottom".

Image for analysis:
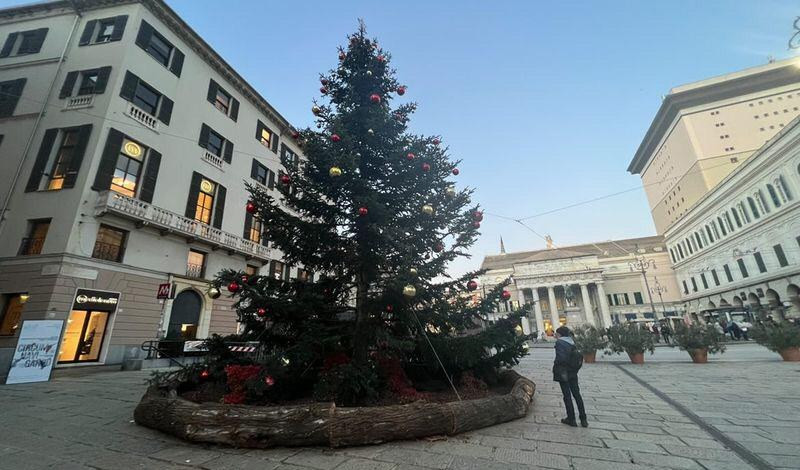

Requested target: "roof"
[
  {"left": 0, "top": 0, "right": 297, "bottom": 134},
  {"left": 480, "top": 235, "right": 665, "bottom": 271},
  {"left": 627, "top": 58, "right": 800, "bottom": 175}
]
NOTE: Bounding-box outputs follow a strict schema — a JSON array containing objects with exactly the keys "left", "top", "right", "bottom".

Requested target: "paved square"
[{"left": 0, "top": 343, "right": 796, "bottom": 469}]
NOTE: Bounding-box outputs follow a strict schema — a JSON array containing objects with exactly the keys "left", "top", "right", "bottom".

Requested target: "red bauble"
[
  {"left": 501, "top": 290, "right": 511, "bottom": 300},
  {"left": 264, "top": 375, "right": 275, "bottom": 387},
  {"left": 467, "top": 280, "right": 478, "bottom": 291},
  {"left": 452, "top": 168, "right": 460, "bottom": 175},
  {"left": 320, "top": 78, "right": 329, "bottom": 85},
  {"left": 433, "top": 138, "right": 441, "bottom": 146},
  {"left": 422, "top": 163, "right": 431, "bottom": 172},
  {"left": 227, "top": 281, "right": 240, "bottom": 293},
  {"left": 245, "top": 201, "right": 257, "bottom": 214},
  {"left": 257, "top": 308, "right": 267, "bottom": 317},
  {"left": 386, "top": 305, "right": 393, "bottom": 313},
  {"left": 358, "top": 207, "right": 368, "bottom": 217},
  {"left": 377, "top": 54, "right": 386, "bottom": 62},
  {"left": 473, "top": 221, "right": 481, "bottom": 228},
  {"left": 330, "top": 134, "right": 341, "bottom": 142},
  {"left": 320, "top": 86, "right": 329, "bottom": 94},
  {"left": 434, "top": 243, "right": 444, "bottom": 253},
  {"left": 369, "top": 94, "right": 381, "bottom": 103},
  {"left": 397, "top": 86, "right": 406, "bottom": 96},
  {"left": 406, "top": 152, "right": 415, "bottom": 161},
  {"left": 280, "top": 174, "right": 291, "bottom": 185},
  {"left": 200, "top": 370, "right": 210, "bottom": 379},
  {"left": 473, "top": 211, "right": 483, "bottom": 221},
  {"left": 291, "top": 130, "right": 300, "bottom": 139}
]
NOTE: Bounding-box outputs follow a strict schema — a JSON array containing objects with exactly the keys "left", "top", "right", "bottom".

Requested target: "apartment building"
[
  {"left": 0, "top": 0, "right": 303, "bottom": 379},
  {"left": 628, "top": 58, "right": 800, "bottom": 234}
]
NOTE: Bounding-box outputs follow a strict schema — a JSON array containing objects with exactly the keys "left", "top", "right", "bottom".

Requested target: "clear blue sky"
[{"left": 10, "top": 0, "right": 799, "bottom": 275}]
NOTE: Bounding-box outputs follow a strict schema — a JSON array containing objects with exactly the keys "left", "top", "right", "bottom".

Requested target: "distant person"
[
  {"left": 661, "top": 324, "right": 671, "bottom": 345},
  {"left": 652, "top": 323, "right": 661, "bottom": 343},
  {"left": 730, "top": 321, "right": 743, "bottom": 340},
  {"left": 553, "top": 326, "right": 587, "bottom": 428},
  {"left": 714, "top": 322, "right": 725, "bottom": 336}
]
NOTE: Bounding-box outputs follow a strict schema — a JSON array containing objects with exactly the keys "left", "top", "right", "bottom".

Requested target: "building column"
[
  {"left": 595, "top": 282, "right": 613, "bottom": 328},
  {"left": 579, "top": 283, "right": 595, "bottom": 326},
  {"left": 517, "top": 289, "right": 531, "bottom": 335},
  {"left": 531, "top": 288, "right": 545, "bottom": 334},
  {"left": 547, "top": 286, "right": 560, "bottom": 331}
]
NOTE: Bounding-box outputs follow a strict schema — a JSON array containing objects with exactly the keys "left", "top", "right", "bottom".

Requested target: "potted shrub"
[
  {"left": 672, "top": 323, "right": 725, "bottom": 363},
  {"left": 605, "top": 323, "right": 655, "bottom": 364},
  {"left": 573, "top": 325, "right": 608, "bottom": 363},
  {"left": 750, "top": 320, "right": 800, "bottom": 361}
]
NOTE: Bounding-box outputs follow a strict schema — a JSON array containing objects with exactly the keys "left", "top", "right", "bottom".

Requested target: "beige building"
[
  {"left": 479, "top": 236, "right": 682, "bottom": 336},
  {"left": 628, "top": 58, "right": 800, "bottom": 234},
  {"left": 0, "top": 0, "right": 304, "bottom": 380}
]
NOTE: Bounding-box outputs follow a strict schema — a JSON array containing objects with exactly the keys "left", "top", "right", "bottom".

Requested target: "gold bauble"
[
  {"left": 312, "top": 105, "right": 322, "bottom": 115},
  {"left": 421, "top": 204, "right": 434, "bottom": 215},
  {"left": 367, "top": 128, "right": 374, "bottom": 135},
  {"left": 207, "top": 287, "right": 221, "bottom": 299},
  {"left": 409, "top": 267, "right": 418, "bottom": 276},
  {"left": 403, "top": 285, "right": 417, "bottom": 297},
  {"left": 445, "top": 187, "right": 456, "bottom": 198},
  {"left": 329, "top": 166, "right": 342, "bottom": 177}
]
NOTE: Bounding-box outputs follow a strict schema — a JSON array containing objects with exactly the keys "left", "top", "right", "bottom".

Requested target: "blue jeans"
[{"left": 559, "top": 377, "right": 586, "bottom": 421}]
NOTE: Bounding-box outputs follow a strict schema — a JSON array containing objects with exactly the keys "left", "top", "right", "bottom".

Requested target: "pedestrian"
[
  {"left": 714, "top": 321, "right": 725, "bottom": 336},
  {"left": 652, "top": 323, "right": 661, "bottom": 343},
  {"left": 553, "top": 326, "right": 587, "bottom": 428},
  {"left": 661, "top": 323, "right": 671, "bottom": 345},
  {"left": 730, "top": 321, "right": 743, "bottom": 340}
]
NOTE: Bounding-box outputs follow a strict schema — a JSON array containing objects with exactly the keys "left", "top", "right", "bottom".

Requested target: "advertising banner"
[{"left": 6, "top": 320, "right": 64, "bottom": 385}]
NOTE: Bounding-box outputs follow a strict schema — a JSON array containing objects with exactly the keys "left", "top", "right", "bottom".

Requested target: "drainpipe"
[{"left": 0, "top": 5, "right": 82, "bottom": 238}]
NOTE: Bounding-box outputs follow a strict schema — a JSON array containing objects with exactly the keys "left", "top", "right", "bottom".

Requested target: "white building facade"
[{"left": 0, "top": 0, "right": 304, "bottom": 379}]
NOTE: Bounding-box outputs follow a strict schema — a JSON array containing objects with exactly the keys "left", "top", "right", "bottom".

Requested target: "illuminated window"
[
  {"left": 194, "top": 180, "right": 215, "bottom": 224},
  {"left": 214, "top": 87, "right": 230, "bottom": 114},
  {"left": 92, "top": 225, "right": 127, "bottom": 262},
  {"left": 47, "top": 129, "right": 80, "bottom": 190},
  {"left": 245, "top": 265, "right": 258, "bottom": 276},
  {"left": 110, "top": 139, "right": 144, "bottom": 197},
  {"left": 0, "top": 294, "right": 26, "bottom": 336},
  {"left": 248, "top": 217, "right": 263, "bottom": 244},
  {"left": 260, "top": 128, "right": 272, "bottom": 148},
  {"left": 19, "top": 219, "right": 49, "bottom": 255},
  {"left": 186, "top": 250, "right": 206, "bottom": 278}
]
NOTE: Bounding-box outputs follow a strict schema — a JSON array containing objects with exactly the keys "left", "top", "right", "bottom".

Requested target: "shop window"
[
  {"left": 19, "top": 218, "right": 50, "bottom": 255},
  {"left": 58, "top": 310, "right": 109, "bottom": 363},
  {"left": 186, "top": 250, "right": 206, "bottom": 278},
  {"left": 0, "top": 294, "right": 26, "bottom": 336},
  {"left": 92, "top": 225, "right": 127, "bottom": 262}
]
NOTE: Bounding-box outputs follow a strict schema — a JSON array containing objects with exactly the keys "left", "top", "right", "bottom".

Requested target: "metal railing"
[
  {"left": 185, "top": 263, "right": 205, "bottom": 278},
  {"left": 94, "top": 191, "right": 271, "bottom": 261},
  {"left": 91, "top": 241, "right": 123, "bottom": 262},
  {"left": 18, "top": 237, "right": 45, "bottom": 255}
]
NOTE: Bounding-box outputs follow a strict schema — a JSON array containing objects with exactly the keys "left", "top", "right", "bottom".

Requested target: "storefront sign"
[
  {"left": 72, "top": 289, "right": 120, "bottom": 311},
  {"left": 6, "top": 320, "right": 64, "bottom": 385},
  {"left": 157, "top": 283, "right": 172, "bottom": 300}
]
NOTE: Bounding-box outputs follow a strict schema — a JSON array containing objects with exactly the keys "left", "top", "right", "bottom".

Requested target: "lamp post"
[
  {"left": 629, "top": 255, "right": 659, "bottom": 320},
  {"left": 650, "top": 277, "right": 668, "bottom": 317}
]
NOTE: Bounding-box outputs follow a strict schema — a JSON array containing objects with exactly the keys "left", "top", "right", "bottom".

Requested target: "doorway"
[
  {"left": 167, "top": 290, "right": 202, "bottom": 340},
  {"left": 58, "top": 310, "right": 109, "bottom": 363}
]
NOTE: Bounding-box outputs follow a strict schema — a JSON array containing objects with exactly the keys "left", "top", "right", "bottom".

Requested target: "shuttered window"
[
  {"left": 134, "top": 20, "right": 184, "bottom": 76},
  {"left": 207, "top": 79, "right": 239, "bottom": 121},
  {"left": 78, "top": 16, "right": 127, "bottom": 46},
  {"left": 0, "top": 78, "right": 26, "bottom": 117},
  {"left": 119, "top": 71, "right": 173, "bottom": 124},
  {"left": 60, "top": 67, "right": 111, "bottom": 98},
  {"left": 25, "top": 125, "right": 92, "bottom": 192},
  {"left": 185, "top": 172, "right": 226, "bottom": 228},
  {"left": 0, "top": 28, "right": 48, "bottom": 57},
  {"left": 92, "top": 128, "right": 161, "bottom": 203},
  {"left": 199, "top": 124, "right": 233, "bottom": 163}
]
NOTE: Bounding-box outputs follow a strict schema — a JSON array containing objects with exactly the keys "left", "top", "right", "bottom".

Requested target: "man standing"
[{"left": 553, "top": 326, "right": 587, "bottom": 427}]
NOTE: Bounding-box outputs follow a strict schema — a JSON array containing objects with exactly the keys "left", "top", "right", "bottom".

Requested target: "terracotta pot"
[
  {"left": 628, "top": 352, "right": 644, "bottom": 364},
  {"left": 582, "top": 351, "right": 597, "bottom": 364},
  {"left": 778, "top": 347, "right": 800, "bottom": 361},
  {"left": 689, "top": 348, "right": 708, "bottom": 364}
]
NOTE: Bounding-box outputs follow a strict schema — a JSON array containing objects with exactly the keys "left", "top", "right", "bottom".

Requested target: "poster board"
[{"left": 5, "top": 320, "right": 64, "bottom": 385}]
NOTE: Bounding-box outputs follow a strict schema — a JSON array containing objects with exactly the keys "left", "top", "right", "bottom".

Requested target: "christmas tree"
[{"left": 212, "top": 22, "right": 530, "bottom": 406}]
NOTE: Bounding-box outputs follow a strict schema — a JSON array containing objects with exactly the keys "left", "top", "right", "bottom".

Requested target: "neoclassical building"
[{"left": 479, "top": 236, "right": 683, "bottom": 335}]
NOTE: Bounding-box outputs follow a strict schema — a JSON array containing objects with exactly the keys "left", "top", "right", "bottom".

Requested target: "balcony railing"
[
  {"left": 18, "top": 237, "right": 45, "bottom": 255},
  {"left": 201, "top": 150, "right": 224, "bottom": 170},
  {"left": 186, "top": 263, "right": 205, "bottom": 278},
  {"left": 92, "top": 241, "right": 123, "bottom": 262},
  {"left": 94, "top": 191, "right": 270, "bottom": 261},
  {"left": 64, "top": 94, "right": 94, "bottom": 110},
  {"left": 125, "top": 102, "right": 158, "bottom": 131}
]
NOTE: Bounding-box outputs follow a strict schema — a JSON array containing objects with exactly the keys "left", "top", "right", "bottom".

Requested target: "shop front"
[{"left": 57, "top": 289, "right": 120, "bottom": 365}]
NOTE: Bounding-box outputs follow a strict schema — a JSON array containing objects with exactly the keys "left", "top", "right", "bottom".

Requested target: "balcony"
[
  {"left": 201, "top": 150, "right": 224, "bottom": 171},
  {"left": 64, "top": 94, "right": 93, "bottom": 110},
  {"left": 125, "top": 102, "right": 158, "bottom": 132},
  {"left": 18, "top": 237, "right": 45, "bottom": 255},
  {"left": 94, "top": 191, "right": 270, "bottom": 261}
]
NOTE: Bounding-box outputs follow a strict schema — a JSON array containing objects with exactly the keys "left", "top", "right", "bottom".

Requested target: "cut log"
[{"left": 134, "top": 369, "right": 535, "bottom": 448}]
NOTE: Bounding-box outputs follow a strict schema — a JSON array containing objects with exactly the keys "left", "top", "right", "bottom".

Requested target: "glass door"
[{"left": 58, "top": 310, "right": 109, "bottom": 363}]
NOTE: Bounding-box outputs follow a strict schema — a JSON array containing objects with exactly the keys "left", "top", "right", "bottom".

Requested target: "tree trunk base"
[{"left": 134, "top": 369, "right": 535, "bottom": 448}]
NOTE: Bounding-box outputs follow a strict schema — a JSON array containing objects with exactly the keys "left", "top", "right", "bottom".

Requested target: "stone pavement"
[{"left": 0, "top": 343, "right": 797, "bottom": 470}]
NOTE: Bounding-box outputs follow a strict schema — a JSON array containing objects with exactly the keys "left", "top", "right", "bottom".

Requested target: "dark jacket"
[{"left": 553, "top": 336, "right": 578, "bottom": 382}]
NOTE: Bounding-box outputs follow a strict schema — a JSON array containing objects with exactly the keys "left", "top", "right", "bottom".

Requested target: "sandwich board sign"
[{"left": 5, "top": 320, "right": 64, "bottom": 385}]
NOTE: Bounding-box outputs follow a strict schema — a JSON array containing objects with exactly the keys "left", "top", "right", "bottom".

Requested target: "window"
[
  {"left": 700, "top": 273, "right": 708, "bottom": 289},
  {"left": 186, "top": 250, "right": 206, "bottom": 278},
  {"left": 60, "top": 67, "right": 111, "bottom": 99},
  {"left": 776, "top": 176, "right": 792, "bottom": 202},
  {"left": 753, "top": 252, "right": 767, "bottom": 273},
  {"left": 717, "top": 217, "right": 727, "bottom": 236},
  {"left": 297, "top": 269, "right": 313, "bottom": 282},
  {"left": 282, "top": 144, "right": 299, "bottom": 169},
  {"left": 0, "top": 78, "right": 26, "bottom": 118},
  {"left": 705, "top": 225, "right": 714, "bottom": 243},
  {"left": 690, "top": 277, "right": 698, "bottom": 292},
  {"left": 252, "top": 160, "right": 267, "bottom": 185},
  {"left": 110, "top": 138, "right": 146, "bottom": 197},
  {"left": 725, "top": 212, "right": 735, "bottom": 232},
  {"left": 79, "top": 16, "right": 127, "bottom": 45},
  {"left": 92, "top": 225, "right": 127, "bottom": 262},
  {"left": 669, "top": 248, "right": 676, "bottom": 263},
  {"left": 723, "top": 264, "right": 733, "bottom": 282},
  {"left": 194, "top": 179, "right": 215, "bottom": 224},
  {"left": 747, "top": 197, "right": 760, "bottom": 219},
  {"left": 207, "top": 79, "right": 239, "bottom": 120},
  {"left": 623, "top": 293, "right": 630, "bottom": 305},
  {"left": 119, "top": 71, "right": 173, "bottom": 124},
  {"left": 711, "top": 269, "right": 720, "bottom": 286},
  {"left": 47, "top": 129, "right": 81, "bottom": 190},
  {"left": 767, "top": 184, "right": 781, "bottom": 208},
  {"left": 0, "top": 294, "right": 26, "bottom": 336},
  {"left": 756, "top": 190, "right": 770, "bottom": 214},
  {"left": 773, "top": 244, "right": 788, "bottom": 267},
  {"left": 256, "top": 120, "right": 278, "bottom": 151},
  {"left": 607, "top": 294, "right": 615, "bottom": 306},
  {"left": 682, "top": 280, "right": 688, "bottom": 295},
  {"left": 134, "top": 21, "right": 184, "bottom": 76},
  {"left": 214, "top": 88, "right": 230, "bottom": 114},
  {"left": 19, "top": 219, "right": 50, "bottom": 255},
  {"left": 633, "top": 292, "right": 644, "bottom": 304},
  {"left": 270, "top": 260, "right": 286, "bottom": 280},
  {"left": 737, "top": 258, "right": 749, "bottom": 278},
  {"left": 199, "top": 124, "right": 233, "bottom": 163},
  {"left": 0, "top": 28, "right": 48, "bottom": 57},
  {"left": 247, "top": 215, "right": 263, "bottom": 244},
  {"left": 133, "top": 80, "right": 159, "bottom": 115},
  {"left": 77, "top": 70, "right": 99, "bottom": 96},
  {"left": 207, "top": 129, "right": 224, "bottom": 156},
  {"left": 738, "top": 203, "right": 750, "bottom": 223},
  {"left": 245, "top": 265, "right": 258, "bottom": 277},
  {"left": 677, "top": 244, "right": 684, "bottom": 258}
]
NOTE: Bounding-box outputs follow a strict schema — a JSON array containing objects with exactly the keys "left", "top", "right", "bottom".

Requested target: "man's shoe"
[
  {"left": 561, "top": 418, "right": 577, "bottom": 427},
  {"left": 580, "top": 418, "right": 588, "bottom": 428}
]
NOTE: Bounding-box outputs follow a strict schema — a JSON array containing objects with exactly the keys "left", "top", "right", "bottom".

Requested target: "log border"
[{"left": 133, "top": 369, "right": 536, "bottom": 448}]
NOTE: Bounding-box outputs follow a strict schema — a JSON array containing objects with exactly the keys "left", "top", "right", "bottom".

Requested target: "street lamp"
[
  {"left": 650, "top": 277, "right": 668, "bottom": 317},
  {"left": 629, "top": 255, "right": 659, "bottom": 320}
]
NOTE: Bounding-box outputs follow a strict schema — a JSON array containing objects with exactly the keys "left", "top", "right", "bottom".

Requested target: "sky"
[{"left": 6, "top": 0, "right": 798, "bottom": 276}]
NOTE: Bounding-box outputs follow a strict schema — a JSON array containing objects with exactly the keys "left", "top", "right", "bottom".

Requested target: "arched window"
[
  {"left": 677, "top": 244, "right": 685, "bottom": 258},
  {"left": 694, "top": 233, "right": 702, "bottom": 250},
  {"left": 717, "top": 217, "right": 727, "bottom": 236},
  {"left": 767, "top": 184, "right": 781, "bottom": 208},
  {"left": 687, "top": 238, "right": 695, "bottom": 254},
  {"left": 705, "top": 225, "right": 714, "bottom": 243},
  {"left": 670, "top": 248, "right": 676, "bottom": 263},
  {"left": 738, "top": 202, "right": 751, "bottom": 223},
  {"left": 730, "top": 208, "right": 742, "bottom": 227},
  {"left": 747, "top": 197, "right": 760, "bottom": 219},
  {"left": 776, "top": 176, "right": 792, "bottom": 202},
  {"left": 756, "top": 190, "right": 770, "bottom": 214},
  {"left": 711, "top": 221, "right": 720, "bottom": 239},
  {"left": 700, "top": 229, "right": 709, "bottom": 246}
]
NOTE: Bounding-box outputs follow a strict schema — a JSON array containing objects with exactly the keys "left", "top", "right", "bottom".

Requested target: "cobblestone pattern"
[{"left": 0, "top": 344, "right": 795, "bottom": 469}]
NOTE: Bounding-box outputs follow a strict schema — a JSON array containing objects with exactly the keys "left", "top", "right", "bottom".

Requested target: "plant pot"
[
  {"left": 627, "top": 352, "right": 644, "bottom": 364},
  {"left": 778, "top": 347, "right": 800, "bottom": 361},
  {"left": 688, "top": 348, "right": 708, "bottom": 364},
  {"left": 582, "top": 351, "right": 597, "bottom": 364}
]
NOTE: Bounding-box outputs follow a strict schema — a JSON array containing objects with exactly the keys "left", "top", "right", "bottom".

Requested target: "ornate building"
[{"left": 479, "top": 236, "right": 683, "bottom": 336}]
